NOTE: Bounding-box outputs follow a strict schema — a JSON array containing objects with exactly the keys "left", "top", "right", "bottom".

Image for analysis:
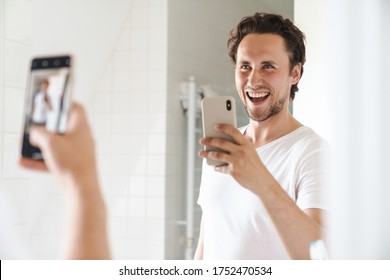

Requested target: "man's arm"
[
  {"left": 199, "top": 124, "right": 324, "bottom": 259},
  {"left": 20, "top": 103, "right": 110, "bottom": 259},
  {"left": 60, "top": 173, "right": 109, "bottom": 259}
]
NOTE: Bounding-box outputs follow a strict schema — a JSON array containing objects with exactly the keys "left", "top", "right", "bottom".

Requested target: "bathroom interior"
[{"left": 1, "top": 0, "right": 389, "bottom": 260}]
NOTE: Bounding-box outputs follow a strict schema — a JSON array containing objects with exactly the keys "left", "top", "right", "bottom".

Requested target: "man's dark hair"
[{"left": 227, "top": 12, "right": 306, "bottom": 100}]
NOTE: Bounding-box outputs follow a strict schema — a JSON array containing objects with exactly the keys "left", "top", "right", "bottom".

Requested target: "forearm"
[
  {"left": 25, "top": 103, "right": 110, "bottom": 259},
  {"left": 194, "top": 217, "right": 204, "bottom": 260},
  {"left": 194, "top": 243, "right": 203, "bottom": 260},
  {"left": 61, "top": 175, "right": 110, "bottom": 259},
  {"left": 254, "top": 176, "right": 322, "bottom": 259}
]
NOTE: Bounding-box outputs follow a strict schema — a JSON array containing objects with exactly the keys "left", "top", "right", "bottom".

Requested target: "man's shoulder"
[{"left": 273, "top": 126, "right": 329, "bottom": 157}]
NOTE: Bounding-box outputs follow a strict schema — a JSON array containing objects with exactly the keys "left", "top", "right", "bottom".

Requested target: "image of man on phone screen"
[{"left": 31, "top": 79, "right": 52, "bottom": 126}]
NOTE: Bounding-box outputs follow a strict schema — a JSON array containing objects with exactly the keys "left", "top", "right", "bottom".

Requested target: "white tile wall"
[
  {"left": 4, "top": 41, "right": 30, "bottom": 87},
  {"left": 0, "top": 85, "right": 3, "bottom": 139},
  {"left": 127, "top": 238, "right": 146, "bottom": 259},
  {"left": 146, "top": 197, "right": 165, "bottom": 218},
  {"left": 129, "top": 176, "right": 147, "bottom": 196},
  {"left": 29, "top": 235, "right": 61, "bottom": 259},
  {"left": 2, "top": 134, "right": 29, "bottom": 178},
  {"left": 3, "top": 86, "right": 24, "bottom": 133},
  {"left": 145, "top": 217, "right": 165, "bottom": 240},
  {"left": 145, "top": 240, "right": 165, "bottom": 259},
  {"left": 1, "top": 179, "right": 29, "bottom": 224},
  {"left": 0, "top": 135, "right": 2, "bottom": 180},
  {"left": 0, "top": 0, "right": 3, "bottom": 37},
  {"left": 116, "top": 26, "right": 130, "bottom": 51},
  {"left": 4, "top": 0, "right": 32, "bottom": 44},
  {"left": 127, "top": 218, "right": 146, "bottom": 239},
  {"left": 88, "top": 0, "right": 170, "bottom": 260},
  {"left": 108, "top": 219, "right": 128, "bottom": 241},
  {"left": 128, "top": 197, "right": 146, "bottom": 217},
  {"left": 110, "top": 237, "right": 129, "bottom": 259},
  {"left": 92, "top": 93, "right": 112, "bottom": 114},
  {"left": 146, "top": 176, "right": 165, "bottom": 196},
  {"left": 0, "top": 38, "right": 4, "bottom": 87}
]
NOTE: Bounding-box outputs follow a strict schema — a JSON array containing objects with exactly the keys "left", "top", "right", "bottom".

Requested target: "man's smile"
[{"left": 246, "top": 89, "right": 270, "bottom": 104}]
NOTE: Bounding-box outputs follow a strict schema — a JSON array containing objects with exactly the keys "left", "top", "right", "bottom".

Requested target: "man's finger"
[
  {"left": 66, "top": 102, "right": 90, "bottom": 133},
  {"left": 29, "top": 125, "right": 51, "bottom": 147},
  {"left": 215, "top": 124, "right": 246, "bottom": 145}
]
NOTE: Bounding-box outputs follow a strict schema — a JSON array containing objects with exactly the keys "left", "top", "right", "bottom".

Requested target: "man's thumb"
[{"left": 29, "top": 126, "right": 50, "bottom": 148}]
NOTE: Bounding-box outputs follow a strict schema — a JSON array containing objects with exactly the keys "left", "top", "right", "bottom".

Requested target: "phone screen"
[{"left": 21, "top": 55, "right": 72, "bottom": 160}]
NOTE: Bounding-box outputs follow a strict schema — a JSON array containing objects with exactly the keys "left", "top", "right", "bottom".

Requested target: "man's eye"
[
  {"left": 264, "top": 64, "right": 274, "bottom": 69},
  {"left": 240, "top": 64, "right": 250, "bottom": 70}
]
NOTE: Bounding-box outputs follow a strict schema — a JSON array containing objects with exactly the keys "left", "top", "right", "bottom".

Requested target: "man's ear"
[{"left": 291, "top": 63, "right": 302, "bottom": 85}]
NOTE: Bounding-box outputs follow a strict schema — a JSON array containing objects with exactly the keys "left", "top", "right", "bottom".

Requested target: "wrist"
[{"left": 60, "top": 168, "right": 102, "bottom": 196}]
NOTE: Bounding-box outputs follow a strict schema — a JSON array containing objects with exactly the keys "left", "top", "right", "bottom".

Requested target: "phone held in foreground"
[
  {"left": 21, "top": 55, "right": 72, "bottom": 161},
  {"left": 201, "top": 96, "right": 237, "bottom": 166}
]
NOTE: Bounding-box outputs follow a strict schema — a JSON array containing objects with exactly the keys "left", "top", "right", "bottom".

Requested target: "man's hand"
[
  {"left": 198, "top": 124, "right": 268, "bottom": 193},
  {"left": 20, "top": 103, "right": 98, "bottom": 186}
]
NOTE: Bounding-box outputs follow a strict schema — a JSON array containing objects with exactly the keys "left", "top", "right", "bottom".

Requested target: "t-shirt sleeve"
[{"left": 296, "top": 144, "right": 329, "bottom": 211}]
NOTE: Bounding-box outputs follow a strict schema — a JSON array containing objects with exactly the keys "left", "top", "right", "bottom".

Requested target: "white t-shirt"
[
  {"left": 32, "top": 91, "right": 49, "bottom": 124},
  {"left": 197, "top": 126, "right": 328, "bottom": 259}
]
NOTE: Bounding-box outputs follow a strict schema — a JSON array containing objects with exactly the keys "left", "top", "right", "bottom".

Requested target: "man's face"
[
  {"left": 235, "top": 33, "right": 300, "bottom": 122},
  {"left": 41, "top": 81, "right": 49, "bottom": 91}
]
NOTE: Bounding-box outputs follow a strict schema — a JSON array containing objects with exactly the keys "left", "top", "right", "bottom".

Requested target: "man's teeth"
[{"left": 247, "top": 91, "right": 269, "bottom": 98}]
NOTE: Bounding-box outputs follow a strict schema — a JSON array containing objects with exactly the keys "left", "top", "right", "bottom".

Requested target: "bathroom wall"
[
  {"left": 88, "top": 0, "right": 170, "bottom": 259},
  {"left": 0, "top": 0, "right": 35, "bottom": 254}
]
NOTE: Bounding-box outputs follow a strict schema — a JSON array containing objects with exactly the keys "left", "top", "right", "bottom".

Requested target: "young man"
[
  {"left": 31, "top": 79, "right": 53, "bottom": 125},
  {"left": 195, "top": 13, "right": 328, "bottom": 260}
]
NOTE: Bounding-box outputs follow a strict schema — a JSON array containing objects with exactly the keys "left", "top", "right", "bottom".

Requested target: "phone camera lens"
[
  {"left": 54, "top": 59, "right": 60, "bottom": 66},
  {"left": 226, "top": 100, "right": 232, "bottom": 111},
  {"left": 42, "top": 60, "right": 49, "bottom": 67}
]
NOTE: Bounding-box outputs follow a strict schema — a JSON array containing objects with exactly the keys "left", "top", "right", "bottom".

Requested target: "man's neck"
[{"left": 244, "top": 110, "right": 302, "bottom": 148}]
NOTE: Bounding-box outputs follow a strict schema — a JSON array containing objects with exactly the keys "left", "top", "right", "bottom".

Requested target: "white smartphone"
[
  {"left": 21, "top": 55, "right": 72, "bottom": 160},
  {"left": 201, "top": 96, "right": 237, "bottom": 166}
]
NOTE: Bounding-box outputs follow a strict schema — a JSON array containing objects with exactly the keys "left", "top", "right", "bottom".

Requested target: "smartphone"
[
  {"left": 201, "top": 96, "right": 237, "bottom": 166},
  {"left": 21, "top": 55, "right": 72, "bottom": 160}
]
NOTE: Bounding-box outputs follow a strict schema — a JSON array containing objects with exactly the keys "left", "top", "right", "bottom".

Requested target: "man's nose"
[{"left": 247, "top": 70, "right": 263, "bottom": 86}]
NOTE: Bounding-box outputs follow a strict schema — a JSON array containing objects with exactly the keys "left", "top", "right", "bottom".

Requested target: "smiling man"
[{"left": 195, "top": 13, "right": 328, "bottom": 260}]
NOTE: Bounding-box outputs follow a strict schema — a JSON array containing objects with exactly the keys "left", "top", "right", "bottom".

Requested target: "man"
[
  {"left": 31, "top": 79, "right": 53, "bottom": 125},
  {"left": 195, "top": 13, "right": 328, "bottom": 260}
]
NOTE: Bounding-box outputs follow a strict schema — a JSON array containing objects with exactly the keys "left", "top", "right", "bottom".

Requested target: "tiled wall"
[
  {"left": 88, "top": 0, "right": 169, "bottom": 259},
  {"left": 0, "top": 0, "right": 37, "bottom": 256}
]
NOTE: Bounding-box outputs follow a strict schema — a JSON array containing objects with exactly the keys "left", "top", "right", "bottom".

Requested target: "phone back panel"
[{"left": 201, "top": 96, "right": 237, "bottom": 165}]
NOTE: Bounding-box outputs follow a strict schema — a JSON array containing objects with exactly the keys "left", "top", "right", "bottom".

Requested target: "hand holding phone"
[
  {"left": 201, "top": 96, "right": 237, "bottom": 166},
  {"left": 21, "top": 55, "right": 72, "bottom": 161}
]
